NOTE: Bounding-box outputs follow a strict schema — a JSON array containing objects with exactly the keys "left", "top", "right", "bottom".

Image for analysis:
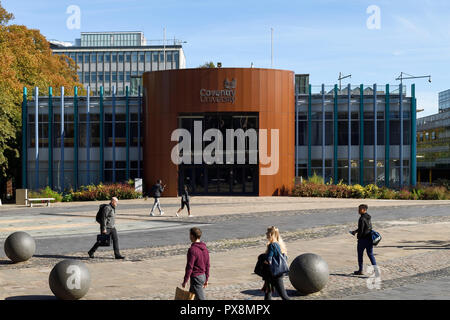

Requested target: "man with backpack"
[
  {"left": 150, "top": 179, "right": 166, "bottom": 216},
  {"left": 88, "top": 197, "right": 125, "bottom": 259}
]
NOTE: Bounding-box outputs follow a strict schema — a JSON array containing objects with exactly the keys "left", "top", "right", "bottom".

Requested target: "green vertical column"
[
  {"left": 100, "top": 87, "right": 104, "bottom": 183},
  {"left": 48, "top": 87, "right": 53, "bottom": 189},
  {"left": 385, "top": 84, "right": 390, "bottom": 187},
  {"left": 359, "top": 84, "right": 364, "bottom": 185},
  {"left": 333, "top": 84, "right": 338, "bottom": 183},
  {"left": 411, "top": 84, "right": 417, "bottom": 187},
  {"left": 73, "top": 87, "right": 79, "bottom": 190},
  {"left": 307, "top": 84, "right": 312, "bottom": 177},
  {"left": 126, "top": 86, "right": 130, "bottom": 181},
  {"left": 22, "top": 87, "right": 28, "bottom": 189}
]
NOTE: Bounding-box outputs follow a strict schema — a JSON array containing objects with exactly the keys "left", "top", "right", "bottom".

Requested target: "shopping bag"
[{"left": 174, "top": 287, "right": 195, "bottom": 300}]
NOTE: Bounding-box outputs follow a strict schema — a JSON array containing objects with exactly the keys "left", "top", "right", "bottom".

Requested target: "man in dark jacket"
[
  {"left": 88, "top": 197, "right": 125, "bottom": 259},
  {"left": 182, "top": 227, "right": 210, "bottom": 300},
  {"left": 150, "top": 180, "right": 166, "bottom": 216},
  {"left": 351, "top": 204, "right": 377, "bottom": 275}
]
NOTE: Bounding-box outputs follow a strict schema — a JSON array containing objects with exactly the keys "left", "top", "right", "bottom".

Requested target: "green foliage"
[
  {"left": 0, "top": 2, "right": 82, "bottom": 183},
  {"left": 292, "top": 179, "right": 450, "bottom": 200},
  {"left": 308, "top": 172, "right": 324, "bottom": 185},
  {"left": 199, "top": 61, "right": 216, "bottom": 68},
  {"left": 69, "top": 183, "right": 142, "bottom": 201},
  {"left": 28, "top": 186, "right": 62, "bottom": 202}
]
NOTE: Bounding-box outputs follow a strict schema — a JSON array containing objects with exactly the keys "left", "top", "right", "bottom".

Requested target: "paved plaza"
[{"left": 0, "top": 197, "right": 449, "bottom": 300}]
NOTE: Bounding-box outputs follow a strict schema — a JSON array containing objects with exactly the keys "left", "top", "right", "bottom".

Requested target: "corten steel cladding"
[
  {"left": 143, "top": 68, "right": 295, "bottom": 196},
  {"left": 4, "top": 231, "right": 36, "bottom": 263},
  {"left": 289, "top": 253, "right": 329, "bottom": 294}
]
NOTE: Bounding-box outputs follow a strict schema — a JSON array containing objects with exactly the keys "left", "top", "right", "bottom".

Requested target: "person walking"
[
  {"left": 150, "top": 179, "right": 166, "bottom": 216},
  {"left": 176, "top": 185, "right": 192, "bottom": 217},
  {"left": 182, "top": 227, "right": 210, "bottom": 300},
  {"left": 88, "top": 197, "right": 125, "bottom": 259},
  {"left": 262, "top": 226, "right": 290, "bottom": 300},
  {"left": 350, "top": 204, "right": 378, "bottom": 275}
]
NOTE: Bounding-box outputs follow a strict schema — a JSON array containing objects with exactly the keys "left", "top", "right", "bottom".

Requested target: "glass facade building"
[
  {"left": 51, "top": 32, "right": 186, "bottom": 97},
  {"left": 22, "top": 87, "right": 143, "bottom": 191},
  {"left": 22, "top": 80, "right": 417, "bottom": 192},
  {"left": 296, "top": 84, "right": 416, "bottom": 188},
  {"left": 417, "top": 110, "right": 450, "bottom": 183},
  {"left": 438, "top": 89, "right": 450, "bottom": 113}
]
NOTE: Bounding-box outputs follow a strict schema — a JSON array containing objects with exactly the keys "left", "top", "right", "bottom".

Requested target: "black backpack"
[{"left": 95, "top": 204, "right": 108, "bottom": 224}]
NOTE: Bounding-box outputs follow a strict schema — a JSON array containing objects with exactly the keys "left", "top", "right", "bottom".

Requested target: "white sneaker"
[
  {"left": 175, "top": 212, "right": 179, "bottom": 217},
  {"left": 160, "top": 211, "right": 165, "bottom": 216},
  {"left": 188, "top": 215, "right": 194, "bottom": 217},
  {"left": 150, "top": 212, "right": 155, "bottom": 217}
]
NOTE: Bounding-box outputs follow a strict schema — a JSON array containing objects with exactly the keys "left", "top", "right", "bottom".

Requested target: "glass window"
[
  {"left": 140, "top": 52, "right": 145, "bottom": 62},
  {"left": 112, "top": 72, "right": 117, "bottom": 81},
  {"left": 91, "top": 54, "right": 97, "bottom": 63},
  {"left": 119, "top": 72, "right": 124, "bottom": 81},
  {"left": 91, "top": 72, "right": 97, "bottom": 82},
  {"left": 105, "top": 53, "right": 110, "bottom": 63},
  {"left": 98, "top": 54, "right": 103, "bottom": 63},
  {"left": 112, "top": 53, "right": 117, "bottom": 63},
  {"left": 153, "top": 52, "right": 158, "bottom": 62},
  {"left": 85, "top": 53, "right": 90, "bottom": 63},
  {"left": 126, "top": 53, "right": 131, "bottom": 62},
  {"left": 85, "top": 73, "right": 90, "bottom": 82},
  {"left": 145, "top": 52, "right": 151, "bottom": 62},
  {"left": 118, "top": 53, "right": 124, "bottom": 63},
  {"left": 132, "top": 52, "right": 138, "bottom": 62},
  {"left": 77, "top": 54, "right": 83, "bottom": 63}
]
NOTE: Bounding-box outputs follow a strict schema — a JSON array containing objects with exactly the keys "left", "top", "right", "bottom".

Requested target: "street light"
[
  {"left": 396, "top": 72, "right": 431, "bottom": 86},
  {"left": 338, "top": 72, "right": 351, "bottom": 91}
]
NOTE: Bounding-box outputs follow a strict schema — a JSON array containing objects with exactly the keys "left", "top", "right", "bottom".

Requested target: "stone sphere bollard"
[
  {"left": 49, "top": 260, "right": 91, "bottom": 300},
  {"left": 4, "top": 231, "right": 36, "bottom": 263},
  {"left": 289, "top": 253, "right": 329, "bottom": 294}
]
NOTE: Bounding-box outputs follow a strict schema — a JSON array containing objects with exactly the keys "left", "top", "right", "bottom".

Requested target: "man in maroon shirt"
[{"left": 182, "top": 227, "right": 210, "bottom": 300}]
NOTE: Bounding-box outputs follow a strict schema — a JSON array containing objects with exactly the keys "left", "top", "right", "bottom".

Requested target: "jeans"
[
  {"left": 89, "top": 227, "right": 121, "bottom": 257},
  {"left": 189, "top": 274, "right": 206, "bottom": 300},
  {"left": 264, "top": 276, "right": 290, "bottom": 300},
  {"left": 150, "top": 198, "right": 163, "bottom": 214},
  {"left": 357, "top": 236, "right": 377, "bottom": 271}
]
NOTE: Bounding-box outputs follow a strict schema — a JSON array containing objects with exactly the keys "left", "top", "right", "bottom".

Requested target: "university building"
[{"left": 22, "top": 67, "right": 417, "bottom": 195}]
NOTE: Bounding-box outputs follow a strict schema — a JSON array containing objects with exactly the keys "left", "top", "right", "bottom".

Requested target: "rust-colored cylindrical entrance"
[{"left": 143, "top": 68, "right": 294, "bottom": 196}]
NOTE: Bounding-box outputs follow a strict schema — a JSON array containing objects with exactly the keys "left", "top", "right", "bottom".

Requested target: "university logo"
[{"left": 200, "top": 78, "right": 236, "bottom": 103}]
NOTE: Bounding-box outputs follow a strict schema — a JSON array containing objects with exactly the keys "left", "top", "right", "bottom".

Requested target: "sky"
[{"left": 3, "top": 0, "right": 450, "bottom": 116}]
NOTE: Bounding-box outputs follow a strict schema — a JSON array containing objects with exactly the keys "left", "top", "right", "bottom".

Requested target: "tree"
[
  {"left": 199, "top": 61, "right": 216, "bottom": 68},
  {"left": 0, "top": 1, "right": 82, "bottom": 193}
]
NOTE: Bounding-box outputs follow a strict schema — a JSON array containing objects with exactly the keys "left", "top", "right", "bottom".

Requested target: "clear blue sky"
[{"left": 3, "top": 0, "right": 450, "bottom": 116}]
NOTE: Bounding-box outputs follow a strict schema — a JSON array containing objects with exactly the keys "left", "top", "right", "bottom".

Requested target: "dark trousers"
[
  {"left": 357, "top": 236, "right": 377, "bottom": 271},
  {"left": 89, "top": 227, "right": 121, "bottom": 257},
  {"left": 189, "top": 274, "right": 206, "bottom": 300},
  {"left": 264, "top": 276, "right": 290, "bottom": 300}
]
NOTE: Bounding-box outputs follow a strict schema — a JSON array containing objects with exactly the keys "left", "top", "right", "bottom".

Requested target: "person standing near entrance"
[
  {"left": 88, "top": 197, "right": 125, "bottom": 259},
  {"left": 182, "top": 227, "right": 210, "bottom": 300},
  {"left": 350, "top": 204, "right": 378, "bottom": 275},
  {"left": 150, "top": 179, "right": 166, "bottom": 216},
  {"left": 176, "top": 185, "right": 192, "bottom": 217}
]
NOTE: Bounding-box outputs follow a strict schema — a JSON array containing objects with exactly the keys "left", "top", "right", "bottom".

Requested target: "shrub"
[
  {"left": 421, "top": 186, "right": 448, "bottom": 200},
  {"left": 28, "top": 186, "right": 63, "bottom": 202},
  {"left": 365, "top": 184, "right": 381, "bottom": 199},
  {"left": 350, "top": 184, "right": 366, "bottom": 198},
  {"left": 70, "top": 183, "right": 142, "bottom": 201},
  {"left": 308, "top": 172, "right": 324, "bottom": 185},
  {"left": 379, "top": 187, "right": 397, "bottom": 199},
  {"left": 396, "top": 189, "right": 413, "bottom": 200}
]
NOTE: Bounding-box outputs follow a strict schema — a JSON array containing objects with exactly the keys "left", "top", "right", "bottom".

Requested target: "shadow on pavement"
[
  {"left": 241, "top": 289, "right": 305, "bottom": 298},
  {"left": 330, "top": 273, "right": 368, "bottom": 278},
  {"left": 33, "top": 254, "right": 91, "bottom": 261},
  {"left": 0, "top": 259, "right": 13, "bottom": 265},
  {"left": 5, "top": 295, "right": 57, "bottom": 300},
  {"left": 379, "top": 240, "right": 450, "bottom": 250}
]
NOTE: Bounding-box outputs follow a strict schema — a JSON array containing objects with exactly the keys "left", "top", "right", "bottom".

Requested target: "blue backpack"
[{"left": 371, "top": 230, "right": 382, "bottom": 246}]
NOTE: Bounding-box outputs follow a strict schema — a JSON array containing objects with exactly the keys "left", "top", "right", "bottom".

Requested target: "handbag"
[
  {"left": 371, "top": 230, "right": 382, "bottom": 246},
  {"left": 97, "top": 233, "right": 111, "bottom": 247},
  {"left": 174, "top": 287, "right": 195, "bottom": 300},
  {"left": 270, "top": 245, "right": 289, "bottom": 277},
  {"left": 254, "top": 253, "right": 267, "bottom": 277}
]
